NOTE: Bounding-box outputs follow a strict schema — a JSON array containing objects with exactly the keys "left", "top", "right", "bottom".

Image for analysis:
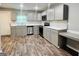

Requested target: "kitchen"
[{"left": 0, "top": 3, "right": 79, "bottom": 56}]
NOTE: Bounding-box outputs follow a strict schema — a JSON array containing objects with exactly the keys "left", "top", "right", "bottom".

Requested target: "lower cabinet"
[
  {"left": 43, "top": 27, "right": 47, "bottom": 39},
  {"left": 11, "top": 25, "right": 40, "bottom": 37},
  {"left": 43, "top": 27, "right": 59, "bottom": 48},
  {"left": 43, "top": 27, "right": 51, "bottom": 43},
  {"left": 50, "top": 29, "right": 59, "bottom": 48},
  {"left": 11, "top": 26, "right": 27, "bottom": 37},
  {"left": 34, "top": 26, "right": 39, "bottom": 35},
  {"left": 11, "top": 26, "right": 16, "bottom": 37},
  {"left": 46, "top": 28, "right": 51, "bottom": 43}
]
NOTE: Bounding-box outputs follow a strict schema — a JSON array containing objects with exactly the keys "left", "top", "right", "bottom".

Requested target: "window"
[{"left": 16, "top": 15, "right": 27, "bottom": 25}]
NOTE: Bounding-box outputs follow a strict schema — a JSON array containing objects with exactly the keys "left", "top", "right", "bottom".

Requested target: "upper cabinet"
[
  {"left": 47, "top": 8, "right": 54, "bottom": 20},
  {"left": 54, "top": 4, "right": 68, "bottom": 20},
  {"left": 41, "top": 10, "right": 47, "bottom": 16},
  {"left": 41, "top": 4, "right": 68, "bottom": 21},
  {"left": 27, "top": 12, "right": 41, "bottom": 21},
  {"left": 41, "top": 9, "right": 54, "bottom": 21}
]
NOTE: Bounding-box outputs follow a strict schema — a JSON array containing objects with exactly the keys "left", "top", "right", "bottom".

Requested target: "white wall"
[
  {"left": 67, "top": 3, "right": 79, "bottom": 33},
  {"left": 66, "top": 4, "right": 79, "bottom": 51},
  {"left": 0, "top": 11, "right": 11, "bottom": 35}
]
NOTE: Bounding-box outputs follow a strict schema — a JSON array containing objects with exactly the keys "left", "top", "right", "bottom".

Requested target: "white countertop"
[
  {"left": 10, "top": 23, "right": 43, "bottom": 26},
  {"left": 10, "top": 22, "right": 67, "bottom": 30},
  {"left": 45, "top": 26, "right": 67, "bottom": 30}
]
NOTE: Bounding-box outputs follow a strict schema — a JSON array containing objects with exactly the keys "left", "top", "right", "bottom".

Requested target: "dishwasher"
[{"left": 27, "top": 26, "right": 34, "bottom": 35}]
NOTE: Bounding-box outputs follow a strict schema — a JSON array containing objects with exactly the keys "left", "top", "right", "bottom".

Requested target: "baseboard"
[{"left": 1, "top": 35, "right": 11, "bottom": 37}]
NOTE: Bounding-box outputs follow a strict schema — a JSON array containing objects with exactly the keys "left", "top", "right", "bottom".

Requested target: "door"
[{"left": 0, "top": 11, "right": 11, "bottom": 35}]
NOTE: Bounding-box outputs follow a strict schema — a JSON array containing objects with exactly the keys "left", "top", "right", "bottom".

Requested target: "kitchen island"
[{"left": 11, "top": 23, "right": 43, "bottom": 37}]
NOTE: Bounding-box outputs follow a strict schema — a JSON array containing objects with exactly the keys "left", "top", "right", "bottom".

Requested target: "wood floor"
[{"left": 1, "top": 35, "right": 71, "bottom": 56}]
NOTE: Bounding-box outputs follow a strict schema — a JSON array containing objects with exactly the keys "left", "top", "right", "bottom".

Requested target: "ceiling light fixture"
[
  {"left": 34, "top": 3, "right": 38, "bottom": 10},
  {"left": 20, "top": 3, "right": 23, "bottom": 8},
  {"left": 20, "top": 3, "right": 24, "bottom": 16},
  {"left": 48, "top": 3, "right": 51, "bottom": 9}
]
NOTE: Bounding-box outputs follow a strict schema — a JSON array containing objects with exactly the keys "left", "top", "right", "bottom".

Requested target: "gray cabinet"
[
  {"left": 46, "top": 28, "right": 51, "bottom": 42},
  {"left": 55, "top": 4, "right": 63, "bottom": 20},
  {"left": 43, "top": 27, "right": 51, "bottom": 43},
  {"left": 41, "top": 4, "right": 68, "bottom": 21},
  {"left": 27, "top": 13, "right": 41, "bottom": 20},
  {"left": 41, "top": 10, "right": 47, "bottom": 16},
  {"left": 34, "top": 26, "right": 39, "bottom": 35},
  {"left": 54, "top": 4, "right": 68, "bottom": 20},
  {"left": 11, "top": 26, "right": 16, "bottom": 37},
  {"left": 47, "top": 9, "right": 54, "bottom": 20},
  {"left": 50, "top": 29, "right": 59, "bottom": 47},
  {"left": 11, "top": 26, "right": 27, "bottom": 37},
  {"left": 16, "top": 26, "right": 27, "bottom": 36},
  {"left": 43, "top": 26, "right": 63, "bottom": 48},
  {"left": 43, "top": 27, "right": 47, "bottom": 39}
]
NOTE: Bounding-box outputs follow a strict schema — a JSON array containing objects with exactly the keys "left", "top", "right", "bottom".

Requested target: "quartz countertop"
[
  {"left": 44, "top": 26, "right": 67, "bottom": 31},
  {"left": 10, "top": 23, "right": 43, "bottom": 26},
  {"left": 10, "top": 22, "right": 67, "bottom": 31}
]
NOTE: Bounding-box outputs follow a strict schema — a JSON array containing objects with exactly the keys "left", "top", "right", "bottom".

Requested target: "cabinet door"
[
  {"left": 41, "top": 10, "right": 47, "bottom": 16},
  {"left": 11, "top": 26, "right": 16, "bottom": 37},
  {"left": 16, "top": 26, "right": 27, "bottom": 36},
  {"left": 47, "top": 9, "right": 54, "bottom": 20},
  {"left": 50, "top": 29, "right": 59, "bottom": 47},
  {"left": 43, "top": 27, "right": 51, "bottom": 42},
  {"left": 46, "top": 28, "right": 51, "bottom": 42},
  {"left": 55, "top": 4, "right": 63, "bottom": 20},
  {"left": 43, "top": 27, "right": 47, "bottom": 39},
  {"left": 34, "top": 26, "right": 39, "bottom": 35}
]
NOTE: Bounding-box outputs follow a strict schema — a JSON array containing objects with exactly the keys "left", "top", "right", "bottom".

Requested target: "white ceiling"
[{"left": 0, "top": 3, "right": 50, "bottom": 11}]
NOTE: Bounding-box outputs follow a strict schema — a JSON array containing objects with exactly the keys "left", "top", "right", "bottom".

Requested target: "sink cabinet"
[{"left": 43, "top": 26, "right": 66, "bottom": 48}]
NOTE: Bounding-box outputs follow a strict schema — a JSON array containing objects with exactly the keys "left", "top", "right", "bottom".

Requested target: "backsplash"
[
  {"left": 41, "top": 20, "right": 68, "bottom": 28},
  {"left": 11, "top": 20, "right": 68, "bottom": 29},
  {"left": 50, "top": 21, "right": 68, "bottom": 28}
]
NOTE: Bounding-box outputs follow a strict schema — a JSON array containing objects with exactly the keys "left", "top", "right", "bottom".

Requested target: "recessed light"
[
  {"left": 34, "top": 4, "right": 39, "bottom": 10},
  {"left": 48, "top": 3, "right": 51, "bottom": 9},
  {"left": 20, "top": 3, "right": 23, "bottom": 8},
  {"left": 35, "top": 6, "right": 38, "bottom": 10}
]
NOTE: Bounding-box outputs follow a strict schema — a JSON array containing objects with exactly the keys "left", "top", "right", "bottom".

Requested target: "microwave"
[{"left": 42, "top": 15, "right": 47, "bottom": 21}]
